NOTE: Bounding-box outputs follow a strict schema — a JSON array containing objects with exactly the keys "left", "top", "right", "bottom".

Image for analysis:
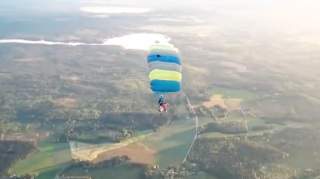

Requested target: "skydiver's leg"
[{"left": 159, "top": 104, "right": 164, "bottom": 112}]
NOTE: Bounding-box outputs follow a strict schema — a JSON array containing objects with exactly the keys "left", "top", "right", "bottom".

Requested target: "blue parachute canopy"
[{"left": 147, "top": 43, "right": 182, "bottom": 93}]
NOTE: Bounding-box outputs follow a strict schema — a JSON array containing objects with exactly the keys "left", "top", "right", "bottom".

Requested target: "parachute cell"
[{"left": 147, "top": 43, "right": 182, "bottom": 94}]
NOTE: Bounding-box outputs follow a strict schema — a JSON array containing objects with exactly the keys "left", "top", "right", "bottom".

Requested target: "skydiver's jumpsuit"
[{"left": 158, "top": 96, "right": 167, "bottom": 112}]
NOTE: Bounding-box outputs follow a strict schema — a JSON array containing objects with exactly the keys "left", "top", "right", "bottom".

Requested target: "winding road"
[{"left": 182, "top": 94, "right": 199, "bottom": 163}]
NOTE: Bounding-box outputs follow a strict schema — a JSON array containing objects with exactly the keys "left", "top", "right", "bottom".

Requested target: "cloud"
[
  {"left": 0, "top": 39, "right": 88, "bottom": 46},
  {"left": 102, "top": 33, "right": 171, "bottom": 50},
  {"left": 0, "top": 33, "right": 173, "bottom": 51},
  {"left": 80, "top": 6, "right": 151, "bottom": 14}
]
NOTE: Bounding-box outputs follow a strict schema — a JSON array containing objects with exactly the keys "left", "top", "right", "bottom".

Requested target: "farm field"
[{"left": 10, "top": 140, "right": 71, "bottom": 176}]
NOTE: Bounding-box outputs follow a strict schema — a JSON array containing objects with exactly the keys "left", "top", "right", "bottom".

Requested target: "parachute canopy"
[{"left": 147, "top": 43, "right": 182, "bottom": 93}]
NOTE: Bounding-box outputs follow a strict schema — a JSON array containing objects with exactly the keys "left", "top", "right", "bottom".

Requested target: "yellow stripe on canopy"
[{"left": 149, "top": 69, "right": 182, "bottom": 81}]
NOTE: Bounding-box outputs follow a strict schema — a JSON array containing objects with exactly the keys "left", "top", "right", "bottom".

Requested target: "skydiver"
[{"left": 158, "top": 95, "right": 168, "bottom": 112}]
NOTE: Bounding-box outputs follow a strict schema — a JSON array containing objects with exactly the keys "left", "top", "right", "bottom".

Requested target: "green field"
[
  {"left": 62, "top": 163, "right": 145, "bottom": 179},
  {"left": 10, "top": 139, "right": 71, "bottom": 177},
  {"left": 143, "top": 116, "right": 196, "bottom": 168},
  {"left": 36, "top": 163, "right": 70, "bottom": 179}
]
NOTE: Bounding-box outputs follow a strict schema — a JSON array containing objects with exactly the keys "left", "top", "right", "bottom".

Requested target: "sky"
[
  {"left": 1, "top": 0, "right": 320, "bottom": 30},
  {"left": 1, "top": 0, "right": 320, "bottom": 43}
]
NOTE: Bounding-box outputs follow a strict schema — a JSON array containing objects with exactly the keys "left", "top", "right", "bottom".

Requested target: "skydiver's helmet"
[{"left": 159, "top": 95, "right": 165, "bottom": 101}]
